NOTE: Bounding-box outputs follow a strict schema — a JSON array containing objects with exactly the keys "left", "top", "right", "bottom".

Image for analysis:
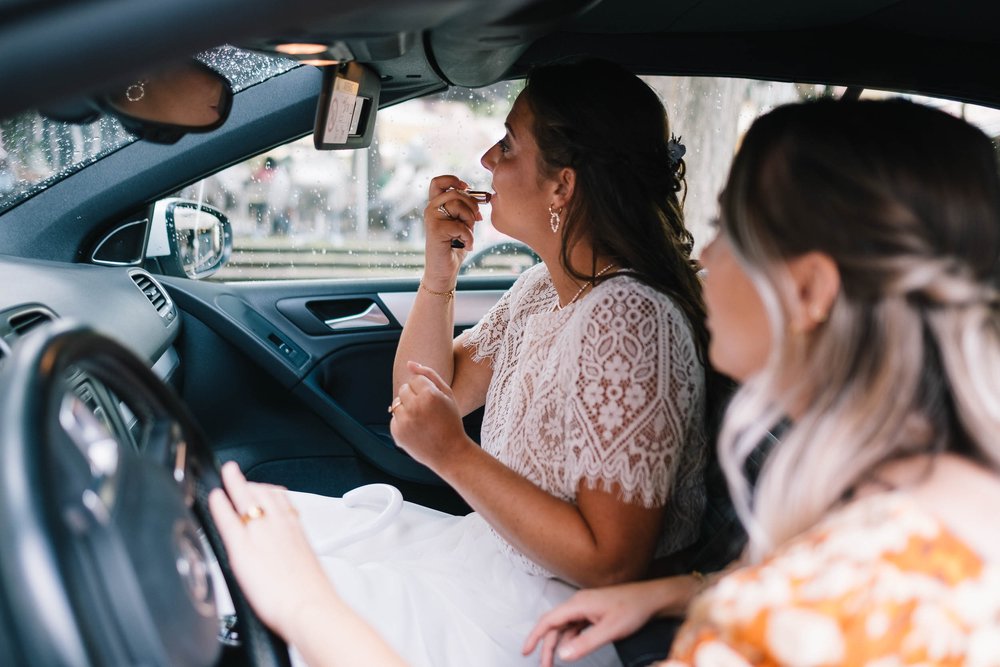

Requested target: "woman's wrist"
[
  {"left": 281, "top": 584, "right": 344, "bottom": 647},
  {"left": 430, "top": 434, "right": 479, "bottom": 480},
  {"left": 419, "top": 272, "right": 458, "bottom": 294},
  {"left": 419, "top": 281, "right": 455, "bottom": 301},
  {"left": 650, "top": 573, "right": 707, "bottom": 618}
]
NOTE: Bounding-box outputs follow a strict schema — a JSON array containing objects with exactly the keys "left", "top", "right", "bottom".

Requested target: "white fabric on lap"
[{"left": 288, "top": 488, "right": 621, "bottom": 667}]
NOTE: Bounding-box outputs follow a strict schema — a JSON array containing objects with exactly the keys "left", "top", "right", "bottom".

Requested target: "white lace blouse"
[{"left": 461, "top": 263, "right": 708, "bottom": 576}]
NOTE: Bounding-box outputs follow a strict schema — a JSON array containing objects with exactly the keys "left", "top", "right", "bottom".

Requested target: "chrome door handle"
[{"left": 323, "top": 302, "right": 390, "bottom": 331}]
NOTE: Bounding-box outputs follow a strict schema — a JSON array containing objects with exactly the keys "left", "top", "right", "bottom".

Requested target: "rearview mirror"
[
  {"left": 147, "top": 198, "right": 232, "bottom": 279},
  {"left": 103, "top": 60, "right": 233, "bottom": 143}
]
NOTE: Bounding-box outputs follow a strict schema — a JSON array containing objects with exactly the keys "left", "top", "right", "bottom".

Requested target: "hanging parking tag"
[{"left": 322, "top": 76, "right": 360, "bottom": 144}]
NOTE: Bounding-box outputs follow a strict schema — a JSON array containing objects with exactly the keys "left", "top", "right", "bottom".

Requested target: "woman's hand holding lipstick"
[
  {"left": 446, "top": 190, "right": 491, "bottom": 248},
  {"left": 423, "top": 175, "right": 491, "bottom": 282}
]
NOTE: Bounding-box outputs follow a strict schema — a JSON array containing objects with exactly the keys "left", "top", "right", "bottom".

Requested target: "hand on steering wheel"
[{"left": 0, "top": 321, "right": 290, "bottom": 667}]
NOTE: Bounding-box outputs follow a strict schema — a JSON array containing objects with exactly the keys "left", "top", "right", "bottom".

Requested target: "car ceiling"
[{"left": 2, "top": 0, "right": 1000, "bottom": 122}]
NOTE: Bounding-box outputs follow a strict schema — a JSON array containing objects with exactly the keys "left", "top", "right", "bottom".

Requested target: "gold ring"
[
  {"left": 436, "top": 203, "right": 454, "bottom": 219},
  {"left": 240, "top": 504, "right": 266, "bottom": 524},
  {"left": 387, "top": 397, "right": 402, "bottom": 414}
]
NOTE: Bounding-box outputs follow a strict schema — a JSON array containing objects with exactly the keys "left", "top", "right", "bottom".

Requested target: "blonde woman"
[{"left": 526, "top": 98, "right": 1000, "bottom": 665}]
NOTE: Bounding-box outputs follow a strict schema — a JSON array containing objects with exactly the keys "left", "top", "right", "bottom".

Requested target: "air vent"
[
  {"left": 9, "top": 308, "right": 54, "bottom": 337},
  {"left": 129, "top": 271, "right": 175, "bottom": 321}
]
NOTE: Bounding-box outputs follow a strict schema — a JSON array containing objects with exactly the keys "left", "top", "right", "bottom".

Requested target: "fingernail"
[{"left": 559, "top": 645, "right": 575, "bottom": 660}]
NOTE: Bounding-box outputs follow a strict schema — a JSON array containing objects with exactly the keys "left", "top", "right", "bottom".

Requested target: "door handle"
[{"left": 324, "top": 302, "right": 390, "bottom": 331}]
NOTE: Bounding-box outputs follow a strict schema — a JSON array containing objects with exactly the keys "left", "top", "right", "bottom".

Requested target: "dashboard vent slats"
[
  {"left": 129, "top": 271, "right": 175, "bottom": 321},
  {"left": 0, "top": 305, "right": 58, "bottom": 365},
  {"left": 8, "top": 308, "right": 53, "bottom": 336}
]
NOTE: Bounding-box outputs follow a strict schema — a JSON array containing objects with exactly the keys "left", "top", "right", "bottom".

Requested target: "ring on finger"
[
  {"left": 240, "top": 504, "right": 266, "bottom": 525},
  {"left": 387, "top": 396, "right": 402, "bottom": 414},
  {"left": 436, "top": 203, "right": 455, "bottom": 220}
]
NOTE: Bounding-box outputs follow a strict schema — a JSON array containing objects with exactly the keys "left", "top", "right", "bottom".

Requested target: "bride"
[{"left": 213, "top": 58, "right": 712, "bottom": 667}]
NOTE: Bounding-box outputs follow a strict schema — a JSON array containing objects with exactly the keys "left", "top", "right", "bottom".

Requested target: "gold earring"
[{"left": 548, "top": 204, "right": 560, "bottom": 233}]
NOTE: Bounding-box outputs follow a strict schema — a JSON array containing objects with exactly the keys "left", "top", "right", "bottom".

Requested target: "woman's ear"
[
  {"left": 786, "top": 251, "right": 840, "bottom": 334},
  {"left": 550, "top": 167, "right": 577, "bottom": 209}
]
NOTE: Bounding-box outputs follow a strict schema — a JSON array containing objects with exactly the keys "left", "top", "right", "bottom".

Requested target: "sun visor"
[{"left": 313, "top": 62, "right": 380, "bottom": 150}]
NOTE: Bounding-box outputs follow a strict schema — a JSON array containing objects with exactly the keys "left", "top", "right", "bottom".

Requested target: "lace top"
[
  {"left": 664, "top": 492, "right": 1000, "bottom": 666},
  {"left": 462, "top": 264, "right": 707, "bottom": 576}
]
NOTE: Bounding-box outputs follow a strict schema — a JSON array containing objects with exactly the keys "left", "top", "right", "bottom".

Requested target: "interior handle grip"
[{"left": 324, "top": 302, "right": 390, "bottom": 331}]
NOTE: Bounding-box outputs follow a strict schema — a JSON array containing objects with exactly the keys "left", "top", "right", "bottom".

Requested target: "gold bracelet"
[
  {"left": 419, "top": 282, "right": 455, "bottom": 301},
  {"left": 691, "top": 570, "right": 708, "bottom": 593}
]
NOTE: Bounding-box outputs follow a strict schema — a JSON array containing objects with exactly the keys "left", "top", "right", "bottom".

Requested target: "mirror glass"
[
  {"left": 171, "top": 203, "right": 232, "bottom": 278},
  {"left": 105, "top": 60, "right": 232, "bottom": 130}
]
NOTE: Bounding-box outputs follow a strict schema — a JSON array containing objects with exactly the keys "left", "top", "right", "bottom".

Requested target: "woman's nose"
[{"left": 480, "top": 145, "right": 497, "bottom": 172}]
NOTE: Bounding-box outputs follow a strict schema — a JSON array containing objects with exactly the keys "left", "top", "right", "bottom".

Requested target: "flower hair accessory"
[{"left": 667, "top": 134, "right": 686, "bottom": 171}]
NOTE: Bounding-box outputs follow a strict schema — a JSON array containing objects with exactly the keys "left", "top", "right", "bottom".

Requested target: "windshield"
[{"left": 0, "top": 46, "right": 296, "bottom": 215}]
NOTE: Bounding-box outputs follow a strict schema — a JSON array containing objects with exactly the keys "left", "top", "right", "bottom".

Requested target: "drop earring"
[{"left": 548, "top": 204, "right": 561, "bottom": 233}]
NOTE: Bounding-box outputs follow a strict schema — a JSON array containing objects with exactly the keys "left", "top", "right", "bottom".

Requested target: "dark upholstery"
[{"left": 612, "top": 404, "right": 780, "bottom": 666}]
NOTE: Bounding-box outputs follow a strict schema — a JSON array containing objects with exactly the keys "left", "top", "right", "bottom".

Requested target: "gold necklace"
[{"left": 555, "top": 263, "right": 616, "bottom": 311}]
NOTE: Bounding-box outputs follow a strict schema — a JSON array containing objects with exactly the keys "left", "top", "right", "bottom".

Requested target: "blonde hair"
[{"left": 718, "top": 99, "right": 1000, "bottom": 560}]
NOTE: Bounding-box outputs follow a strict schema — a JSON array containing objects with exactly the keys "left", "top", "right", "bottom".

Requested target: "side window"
[
  {"left": 173, "top": 76, "right": 812, "bottom": 281},
  {"left": 171, "top": 77, "right": 1000, "bottom": 282},
  {"left": 174, "top": 81, "right": 527, "bottom": 281}
]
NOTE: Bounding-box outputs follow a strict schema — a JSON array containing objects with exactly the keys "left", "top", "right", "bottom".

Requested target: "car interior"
[{"left": 0, "top": 1, "right": 998, "bottom": 666}]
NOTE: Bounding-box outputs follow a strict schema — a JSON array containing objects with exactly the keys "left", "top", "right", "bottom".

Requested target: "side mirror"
[{"left": 147, "top": 198, "right": 232, "bottom": 279}]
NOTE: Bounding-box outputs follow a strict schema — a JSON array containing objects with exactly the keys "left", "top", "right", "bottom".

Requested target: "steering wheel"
[{"left": 0, "top": 321, "right": 290, "bottom": 667}]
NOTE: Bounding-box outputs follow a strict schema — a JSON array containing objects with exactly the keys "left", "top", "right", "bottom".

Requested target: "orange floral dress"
[{"left": 662, "top": 493, "right": 1000, "bottom": 666}]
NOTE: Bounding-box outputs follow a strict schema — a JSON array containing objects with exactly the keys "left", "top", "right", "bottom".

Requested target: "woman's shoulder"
[
  {"left": 516, "top": 261, "right": 552, "bottom": 288},
  {"left": 707, "top": 490, "right": 997, "bottom": 617},
  {"left": 579, "top": 274, "right": 696, "bottom": 335},
  {"left": 871, "top": 453, "right": 1000, "bottom": 563},
  {"left": 505, "top": 262, "right": 554, "bottom": 305},
  {"left": 673, "top": 492, "right": 1000, "bottom": 665},
  {"left": 772, "top": 490, "right": 998, "bottom": 580}
]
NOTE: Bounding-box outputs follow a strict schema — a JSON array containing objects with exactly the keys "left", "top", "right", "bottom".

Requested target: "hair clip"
[{"left": 667, "top": 134, "right": 686, "bottom": 170}]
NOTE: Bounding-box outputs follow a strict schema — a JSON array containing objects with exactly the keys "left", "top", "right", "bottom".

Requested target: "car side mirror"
[{"left": 147, "top": 198, "right": 232, "bottom": 279}]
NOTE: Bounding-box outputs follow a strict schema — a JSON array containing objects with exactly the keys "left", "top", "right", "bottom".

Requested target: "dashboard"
[{"left": 0, "top": 255, "right": 180, "bottom": 381}]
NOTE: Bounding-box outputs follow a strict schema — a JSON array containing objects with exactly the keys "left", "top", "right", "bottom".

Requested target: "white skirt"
[{"left": 288, "top": 485, "right": 622, "bottom": 667}]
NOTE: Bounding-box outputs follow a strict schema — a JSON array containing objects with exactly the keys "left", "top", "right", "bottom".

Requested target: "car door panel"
[
  {"left": 284, "top": 297, "right": 395, "bottom": 333},
  {"left": 160, "top": 275, "right": 511, "bottom": 510}
]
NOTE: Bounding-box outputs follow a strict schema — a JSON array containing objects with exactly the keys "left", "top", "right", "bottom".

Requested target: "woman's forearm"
[
  {"left": 648, "top": 575, "right": 704, "bottom": 618},
  {"left": 285, "top": 590, "right": 409, "bottom": 667},
  {"left": 392, "top": 283, "right": 456, "bottom": 394},
  {"left": 433, "top": 441, "right": 662, "bottom": 588}
]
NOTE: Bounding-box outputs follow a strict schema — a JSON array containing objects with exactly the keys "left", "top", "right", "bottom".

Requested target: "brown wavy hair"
[{"left": 522, "top": 59, "right": 709, "bottom": 361}]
